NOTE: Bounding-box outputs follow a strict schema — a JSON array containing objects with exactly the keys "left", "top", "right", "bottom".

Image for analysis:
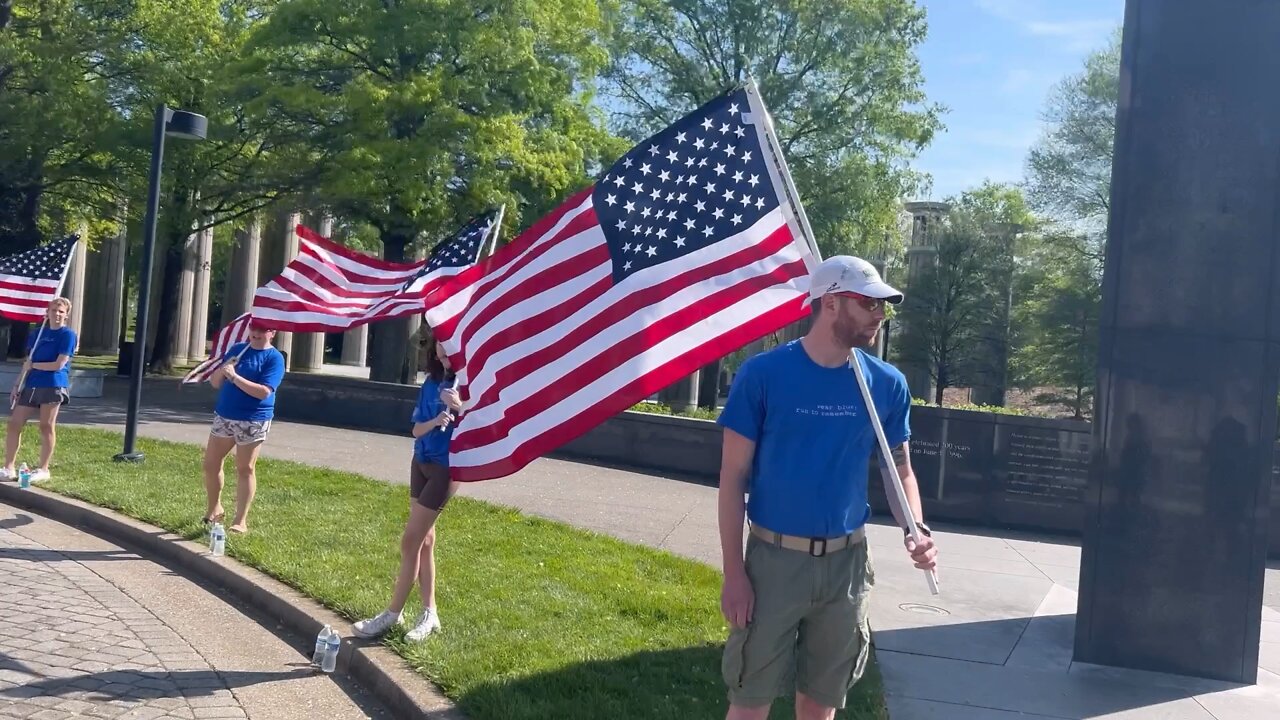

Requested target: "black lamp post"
[{"left": 115, "top": 104, "right": 208, "bottom": 462}]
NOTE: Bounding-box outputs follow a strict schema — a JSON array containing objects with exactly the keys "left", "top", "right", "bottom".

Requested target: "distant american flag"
[
  {"left": 182, "top": 313, "right": 251, "bottom": 384},
  {"left": 0, "top": 236, "right": 78, "bottom": 323},
  {"left": 250, "top": 213, "right": 497, "bottom": 332},
  {"left": 426, "top": 86, "right": 817, "bottom": 481}
]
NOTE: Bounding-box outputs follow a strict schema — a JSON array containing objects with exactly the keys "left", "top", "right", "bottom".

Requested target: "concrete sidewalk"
[
  {"left": 0, "top": 501, "right": 389, "bottom": 720},
  {"left": 50, "top": 388, "right": 1280, "bottom": 719}
]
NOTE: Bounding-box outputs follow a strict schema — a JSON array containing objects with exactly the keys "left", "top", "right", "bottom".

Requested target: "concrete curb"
[{"left": 0, "top": 483, "right": 466, "bottom": 720}]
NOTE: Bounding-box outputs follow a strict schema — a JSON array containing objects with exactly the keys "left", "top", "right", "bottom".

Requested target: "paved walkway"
[
  {"left": 43, "top": 382, "right": 1280, "bottom": 718},
  {"left": 0, "top": 502, "right": 389, "bottom": 720}
]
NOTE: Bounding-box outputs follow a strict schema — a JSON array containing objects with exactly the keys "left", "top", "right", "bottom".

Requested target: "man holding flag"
[{"left": 1, "top": 236, "right": 79, "bottom": 483}]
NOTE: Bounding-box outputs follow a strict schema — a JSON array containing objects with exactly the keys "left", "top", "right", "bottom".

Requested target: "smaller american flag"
[
  {"left": 251, "top": 212, "right": 498, "bottom": 332},
  {"left": 0, "top": 236, "right": 78, "bottom": 323},
  {"left": 182, "top": 313, "right": 252, "bottom": 384},
  {"left": 385, "top": 210, "right": 500, "bottom": 312}
]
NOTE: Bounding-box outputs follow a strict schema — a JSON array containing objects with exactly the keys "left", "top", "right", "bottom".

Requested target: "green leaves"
[
  {"left": 1025, "top": 28, "right": 1120, "bottom": 237},
  {"left": 243, "top": 0, "right": 616, "bottom": 252}
]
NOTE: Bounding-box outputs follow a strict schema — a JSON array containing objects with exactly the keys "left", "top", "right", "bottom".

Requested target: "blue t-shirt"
[
  {"left": 25, "top": 326, "right": 77, "bottom": 388},
  {"left": 717, "top": 341, "right": 911, "bottom": 538},
  {"left": 213, "top": 343, "right": 285, "bottom": 422},
  {"left": 412, "top": 377, "right": 455, "bottom": 465}
]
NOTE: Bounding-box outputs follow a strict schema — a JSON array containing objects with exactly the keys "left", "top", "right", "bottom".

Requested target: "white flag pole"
[
  {"left": 485, "top": 205, "right": 507, "bottom": 259},
  {"left": 9, "top": 321, "right": 44, "bottom": 411},
  {"left": 743, "top": 81, "right": 939, "bottom": 595},
  {"left": 742, "top": 80, "right": 821, "bottom": 268}
]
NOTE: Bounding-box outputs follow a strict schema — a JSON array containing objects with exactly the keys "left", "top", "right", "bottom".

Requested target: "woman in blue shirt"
[
  {"left": 202, "top": 322, "right": 285, "bottom": 534},
  {"left": 3, "top": 298, "right": 77, "bottom": 483},
  {"left": 353, "top": 335, "right": 462, "bottom": 643}
]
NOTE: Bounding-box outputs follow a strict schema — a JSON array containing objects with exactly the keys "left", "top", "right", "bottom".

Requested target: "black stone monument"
[{"left": 1074, "top": 0, "right": 1279, "bottom": 683}]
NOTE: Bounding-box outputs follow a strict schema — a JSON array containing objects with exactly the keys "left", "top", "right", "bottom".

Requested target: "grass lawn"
[
  {"left": 0, "top": 424, "right": 888, "bottom": 720},
  {"left": 71, "top": 353, "right": 199, "bottom": 378}
]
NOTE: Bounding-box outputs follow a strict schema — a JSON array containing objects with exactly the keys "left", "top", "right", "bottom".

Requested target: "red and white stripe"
[
  {"left": 182, "top": 313, "right": 251, "bottom": 384},
  {"left": 426, "top": 189, "right": 814, "bottom": 482},
  {"left": 250, "top": 225, "right": 440, "bottom": 332},
  {"left": 0, "top": 275, "right": 61, "bottom": 323}
]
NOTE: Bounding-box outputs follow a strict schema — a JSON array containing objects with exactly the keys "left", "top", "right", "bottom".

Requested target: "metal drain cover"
[{"left": 898, "top": 602, "right": 950, "bottom": 616}]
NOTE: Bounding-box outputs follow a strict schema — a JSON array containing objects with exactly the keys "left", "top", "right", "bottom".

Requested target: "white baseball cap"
[{"left": 806, "top": 255, "right": 903, "bottom": 304}]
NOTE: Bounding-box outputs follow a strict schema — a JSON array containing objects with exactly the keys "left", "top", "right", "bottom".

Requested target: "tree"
[
  {"left": 1025, "top": 28, "right": 1120, "bottom": 244},
  {"left": 1015, "top": 30, "right": 1119, "bottom": 417},
  {"left": 603, "top": 0, "right": 941, "bottom": 259},
  {"left": 1011, "top": 234, "right": 1100, "bottom": 419},
  {"left": 946, "top": 182, "right": 1034, "bottom": 403},
  {"left": 242, "top": 0, "right": 623, "bottom": 382},
  {"left": 894, "top": 213, "right": 1004, "bottom": 405},
  {"left": 118, "top": 0, "right": 302, "bottom": 373},
  {"left": 0, "top": 0, "right": 136, "bottom": 355},
  {"left": 0, "top": 1, "right": 294, "bottom": 370}
]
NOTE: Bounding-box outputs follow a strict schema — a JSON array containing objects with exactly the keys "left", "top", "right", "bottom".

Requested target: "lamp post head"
[{"left": 164, "top": 109, "right": 207, "bottom": 141}]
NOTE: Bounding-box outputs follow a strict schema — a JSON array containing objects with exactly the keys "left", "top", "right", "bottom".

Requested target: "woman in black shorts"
[{"left": 353, "top": 335, "right": 462, "bottom": 642}]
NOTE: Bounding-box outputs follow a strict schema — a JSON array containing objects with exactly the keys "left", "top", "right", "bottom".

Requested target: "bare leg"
[
  {"left": 416, "top": 527, "right": 438, "bottom": 610},
  {"left": 389, "top": 503, "right": 442, "bottom": 614},
  {"left": 4, "top": 405, "right": 34, "bottom": 471},
  {"left": 230, "top": 441, "right": 262, "bottom": 532},
  {"left": 202, "top": 435, "right": 235, "bottom": 521},
  {"left": 794, "top": 693, "right": 836, "bottom": 720},
  {"left": 36, "top": 402, "right": 60, "bottom": 470},
  {"left": 726, "top": 704, "right": 770, "bottom": 720}
]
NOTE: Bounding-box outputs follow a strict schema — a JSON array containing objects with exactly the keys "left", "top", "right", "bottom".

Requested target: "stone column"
[
  {"left": 260, "top": 208, "right": 299, "bottom": 365},
  {"left": 222, "top": 218, "right": 261, "bottom": 325},
  {"left": 697, "top": 360, "right": 721, "bottom": 409},
  {"left": 81, "top": 215, "right": 126, "bottom": 354},
  {"left": 63, "top": 230, "right": 87, "bottom": 335},
  {"left": 899, "top": 201, "right": 950, "bottom": 401},
  {"left": 340, "top": 325, "right": 368, "bottom": 366},
  {"left": 288, "top": 214, "right": 328, "bottom": 373},
  {"left": 171, "top": 227, "right": 197, "bottom": 365},
  {"left": 187, "top": 225, "right": 213, "bottom": 362},
  {"left": 658, "top": 373, "right": 700, "bottom": 414},
  {"left": 1074, "top": 0, "right": 1278, "bottom": 685}
]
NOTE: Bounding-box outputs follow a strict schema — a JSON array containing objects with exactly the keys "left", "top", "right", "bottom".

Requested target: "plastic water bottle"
[
  {"left": 209, "top": 522, "right": 226, "bottom": 557},
  {"left": 17, "top": 463, "right": 29, "bottom": 489},
  {"left": 321, "top": 629, "right": 340, "bottom": 673},
  {"left": 312, "top": 625, "right": 332, "bottom": 666}
]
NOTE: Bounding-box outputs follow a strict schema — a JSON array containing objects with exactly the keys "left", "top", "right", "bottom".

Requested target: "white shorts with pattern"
[{"left": 209, "top": 414, "right": 271, "bottom": 445}]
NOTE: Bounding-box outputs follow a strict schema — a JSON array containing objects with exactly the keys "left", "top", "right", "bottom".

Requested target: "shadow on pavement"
[
  {"left": 0, "top": 650, "right": 36, "bottom": 676},
  {"left": 5, "top": 667, "right": 314, "bottom": 700},
  {"left": 0, "top": 546, "right": 142, "bottom": 563},
  {"left": 872, "top": 615, "right": 1268, "bottom": 718},
  {"left": 0, "top": 513, "right": 33, "bottom": 531}
]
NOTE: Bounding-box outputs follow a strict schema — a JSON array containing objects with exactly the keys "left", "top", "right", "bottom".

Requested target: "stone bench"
[{"left": 0, "top": 362, "right": 105, "bottom": 399}]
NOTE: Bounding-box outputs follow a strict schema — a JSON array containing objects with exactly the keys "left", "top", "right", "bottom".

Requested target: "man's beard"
[{"left": 834, "top": 317, "right": 878, "bottom": 349}]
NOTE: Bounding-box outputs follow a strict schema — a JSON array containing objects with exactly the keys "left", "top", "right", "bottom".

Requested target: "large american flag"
[
  {"left": 426, "top": 87, "right": 817, "bottom": 481},
  {"left": 0, "top": 236, "right": 78, "bottom": 323},
  {"left": 250, "top": 213, "right": 497, "bottom": 332},
  {"left": 181, "top": 313, "right": 252, "bottom": 384}
]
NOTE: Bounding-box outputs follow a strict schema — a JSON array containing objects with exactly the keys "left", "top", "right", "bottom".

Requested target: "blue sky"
[{"left": 911, "top": 0, "right": 1123, "bottom": 201}]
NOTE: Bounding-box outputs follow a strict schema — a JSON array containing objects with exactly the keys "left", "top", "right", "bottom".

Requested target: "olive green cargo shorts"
[{"left": 722, "top": 532, "right": 874, "bottom": 709}]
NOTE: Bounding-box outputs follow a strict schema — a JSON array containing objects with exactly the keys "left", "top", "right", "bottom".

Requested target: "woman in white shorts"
[{"left": 202, "top": 322, "right": 285, "bottom": 534}]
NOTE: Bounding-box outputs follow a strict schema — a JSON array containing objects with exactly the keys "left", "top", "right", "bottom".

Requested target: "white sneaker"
[
  {"left": 0, "top": 468, "right": 14, "bottom": 482},
  {"left": 352, "top": 610, "right": 402, "bottom": 639},
  {"left": 405, "top": 607, "right": 441, "bottom": 641},
  {"left": 28, "top": 469, "right": 50, "bottom": 483}
]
